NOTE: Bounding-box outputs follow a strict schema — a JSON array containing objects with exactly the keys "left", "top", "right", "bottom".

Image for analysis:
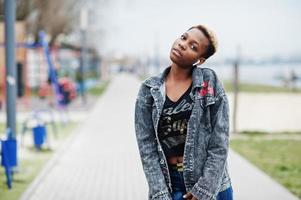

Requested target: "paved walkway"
[
  {"left": 20, "top": 73, "right": 147, "bottom": 200},
  {"left": 19, "top": 73, "right": 299, "bottom": 200}
]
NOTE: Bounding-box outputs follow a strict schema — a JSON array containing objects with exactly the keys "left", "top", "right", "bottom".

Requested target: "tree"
[
  {"left": 0, "top": 0, "right": 84, "bottom": 45},
  {"left": 0, "top": 0, "right": 33, "bottom": 21}
]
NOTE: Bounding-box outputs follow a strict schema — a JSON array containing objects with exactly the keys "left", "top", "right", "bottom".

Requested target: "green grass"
[
  {"left": 87, "top": 80, "right": 110, "bottom": 96},
  {"left": 0, "top": 123, "right": 24, "bottom": 138},
  {"left": 0, "top": 151, "right": 52, "bottom": 200},
  {"left": 230, "top": 132, "right": 301, "bottom": 199},
  {"left": 223, "top": 81, "right": 301, "bottom": 93},
  {"left": 0, "top": 123, "right": 5, "bottom": 136},
  {"left": 0, "top": 122, "right": 78, "bottom": 200}
]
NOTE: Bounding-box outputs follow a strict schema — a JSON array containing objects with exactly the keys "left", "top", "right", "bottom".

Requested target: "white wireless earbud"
[{"left": 193, "top": 60, "right": 200, "bottom": 66}]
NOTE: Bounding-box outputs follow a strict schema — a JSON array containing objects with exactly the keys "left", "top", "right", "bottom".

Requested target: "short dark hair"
[{"left": 189, "top": 25, "right": 218, "bottom": 59}]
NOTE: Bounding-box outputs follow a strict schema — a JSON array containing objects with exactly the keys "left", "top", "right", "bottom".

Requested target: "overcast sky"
[{"left": 92, "top": 0, "right": 301, "bottom": 61}]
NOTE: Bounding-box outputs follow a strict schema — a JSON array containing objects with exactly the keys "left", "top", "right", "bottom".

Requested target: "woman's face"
[{"left": 170, "top": 28, "right": 209, "bottom": 67}]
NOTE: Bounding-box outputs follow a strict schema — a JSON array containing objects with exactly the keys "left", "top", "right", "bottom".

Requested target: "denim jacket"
[{"left": 134, "top": 66, "right": 231, "bottom": 200}]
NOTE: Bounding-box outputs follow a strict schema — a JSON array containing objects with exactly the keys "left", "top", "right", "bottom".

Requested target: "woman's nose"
[{"left": 178, "top": 41, "right": 186, "bottom": 50}]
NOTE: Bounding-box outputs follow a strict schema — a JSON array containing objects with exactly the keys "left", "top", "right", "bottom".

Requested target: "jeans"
[{"left": 170, "top": 168, "right": 233, "bottom": 200}]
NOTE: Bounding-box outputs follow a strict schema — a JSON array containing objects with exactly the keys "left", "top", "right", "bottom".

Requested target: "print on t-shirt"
[{"left": 158, "top": 85, "right": 194, "bottom": 157}]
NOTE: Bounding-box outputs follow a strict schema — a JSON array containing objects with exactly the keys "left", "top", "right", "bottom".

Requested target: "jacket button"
[{"left": 160, "top": 159, "right": 165, "bottom": 164}]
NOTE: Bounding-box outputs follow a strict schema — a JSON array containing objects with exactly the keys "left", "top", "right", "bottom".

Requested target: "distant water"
[{"left": 207, "top": 63, "right": 301, "bottom": 88}]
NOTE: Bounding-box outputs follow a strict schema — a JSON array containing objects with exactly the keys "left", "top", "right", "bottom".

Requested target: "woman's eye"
[
  {"left": 191, "top": 45, "right": 197, "bottom": 50},
  {"left": 180, "top": 35, "right": 186, "bottom": 40}
]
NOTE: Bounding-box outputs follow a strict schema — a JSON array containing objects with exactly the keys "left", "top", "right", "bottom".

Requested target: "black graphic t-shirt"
[{"left": 157, "top": 84, "right": 194, "bottom": 158}]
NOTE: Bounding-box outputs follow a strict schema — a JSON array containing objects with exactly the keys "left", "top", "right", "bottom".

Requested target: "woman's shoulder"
[
  {"left": 137, "top": 75, "right": 158, "bottom": 94},
  {"left": 198, "top": 67, "right": 226, "bottom": 96},
  {"left": 136, "top": 76, "right": 157, "bottom": 104},
  {"left": 141, "top": 72, "right": 163, "bottom": 88}
]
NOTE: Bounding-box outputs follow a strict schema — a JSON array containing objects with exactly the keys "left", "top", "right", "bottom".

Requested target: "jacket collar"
[{"left": 144, "top": 65, "right": 204, "bottom": 92}]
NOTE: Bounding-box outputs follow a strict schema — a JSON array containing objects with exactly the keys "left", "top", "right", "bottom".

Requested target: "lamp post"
[
  {"left": 79, "top": 7, "right": 88, "bottom": 104},
  {"left": 4, "top": 0, "right": 17, "bottom": 138}
]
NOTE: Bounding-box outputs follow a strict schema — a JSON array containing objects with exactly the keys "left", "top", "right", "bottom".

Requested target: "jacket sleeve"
[
  {"left": 134, "top": 84, "right": 172, "bottom": 200},
  {"left": 190, "top": 90, "right": 230, "bottom": 200}
]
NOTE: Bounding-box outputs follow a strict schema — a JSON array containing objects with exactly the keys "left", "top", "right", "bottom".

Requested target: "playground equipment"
[{"left": 0, "top": 30, "right": 73, "bottom": 189}]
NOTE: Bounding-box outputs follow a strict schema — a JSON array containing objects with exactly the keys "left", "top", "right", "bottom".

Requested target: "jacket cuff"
[
  {"left": 150, "top": 190, "right": 172, "bottom": 200},
  {"left": 190, "top": 183, "right": 215, "bottom": 200}
]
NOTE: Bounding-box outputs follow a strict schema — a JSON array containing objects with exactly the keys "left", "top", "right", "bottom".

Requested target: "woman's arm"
[
  {"left": 190, "top": 80, "right": 230, "bottom": 200},
  {"left": 135, "top": 84, "right": 172, "bottom": 200}
]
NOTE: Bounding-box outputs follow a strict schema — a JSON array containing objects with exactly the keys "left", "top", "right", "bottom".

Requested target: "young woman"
[{"left": 135, "top": 25, "right": 233, "bottom": 200}]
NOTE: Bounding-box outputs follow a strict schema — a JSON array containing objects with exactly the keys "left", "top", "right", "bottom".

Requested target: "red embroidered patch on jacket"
[{"left": 199, "top": 81, "right": 214, "bottom": 96}]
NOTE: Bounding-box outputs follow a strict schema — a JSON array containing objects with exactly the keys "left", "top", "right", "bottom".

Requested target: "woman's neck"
[{"left": 167, "top": 63, "right": 193, "bottom": 82}]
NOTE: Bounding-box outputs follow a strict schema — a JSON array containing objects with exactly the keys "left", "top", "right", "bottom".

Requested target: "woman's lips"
[{"left": 172, "top": 48, "right": 182, "bottom": 57}]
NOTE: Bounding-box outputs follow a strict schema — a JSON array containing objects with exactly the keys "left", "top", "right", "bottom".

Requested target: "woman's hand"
[{"left": 183, "top": 192, "right": 198, "bottom": 200}]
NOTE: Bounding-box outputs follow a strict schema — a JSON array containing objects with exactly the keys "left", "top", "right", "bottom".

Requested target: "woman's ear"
[{"left": 199, "top": 58, "right": 206, "bottom": 65}]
